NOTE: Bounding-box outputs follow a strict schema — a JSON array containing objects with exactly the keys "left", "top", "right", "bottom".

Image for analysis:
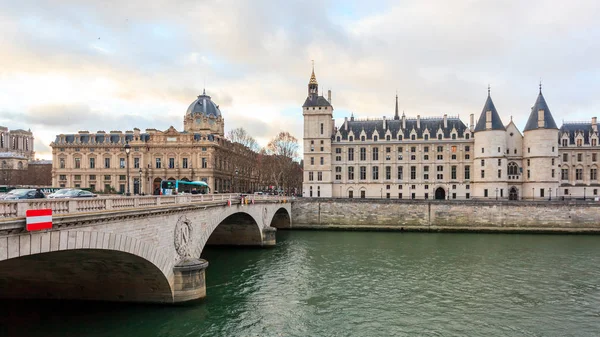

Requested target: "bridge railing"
[{"left": 0, "top": 194, "right": 292, "bottom": 219}]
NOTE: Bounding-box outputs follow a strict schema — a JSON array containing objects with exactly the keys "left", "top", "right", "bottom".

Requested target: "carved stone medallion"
[
  {"left": 174, "top": 215, "right": 193, "bottom": 257},
  {"left": 262, "top": 207, "right": 268, "bottom": 226}
]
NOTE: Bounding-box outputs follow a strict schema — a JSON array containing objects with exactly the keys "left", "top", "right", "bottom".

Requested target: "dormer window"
[
  {"left": 411, "top": 135, "right": 415, "bottom": 140},
  {"left": 374, "top": 136, "right": 378, "bottom": 142},
  {"left": 424, "top": 134, "right": 429, "bottom": 140},
  {"left": 438, "top": 134, "right": 442, "bottom": 140},
  {"left": 336, "top": 136, "right": 341, "bottom": 142},
  {"left": 349, "top": 136, "right": 354, "bottom": 142},
  {"left": 361, "top": 136, "right": 365, "bottom": 141},
  {"left": 386, "top": 135, "right": 390, "bottom": 141}
]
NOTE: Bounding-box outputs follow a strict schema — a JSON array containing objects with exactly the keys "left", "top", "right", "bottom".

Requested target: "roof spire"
[
  {"left": 488, "top": 84, "right": 491, "bottom": 96},
  {"left": 309, "top": 60, "right": 318, "bottom": 85},
  {"left": 203, "top": 88, "right": 206, "bottom": 95},
  {"left": 394, "top": 92, "right": 399, "bottom": 120},
  {"left": 539, "top": 79, "right": 542, "bottom": 94}
]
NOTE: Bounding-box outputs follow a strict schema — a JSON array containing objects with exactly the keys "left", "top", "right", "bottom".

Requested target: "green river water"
[{"left": 2, "top": 230, "right": 600, "bottom": 336}]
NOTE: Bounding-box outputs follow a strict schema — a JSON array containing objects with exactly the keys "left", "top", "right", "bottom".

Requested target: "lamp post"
[
  {"left": 139, "top": 168, "right": 143, "bottom": 195},
  {"left": 549, "top": 187, "right": 552, "bottom": 201},
  {"left": 124, "top": 141, "right": 131, "bottom": 196},
  {"left": 495, "top": 187, "right": 498, "bottom": 200},
  {"left": 235, "top": 168, "right": 239, "bottom": 193}
]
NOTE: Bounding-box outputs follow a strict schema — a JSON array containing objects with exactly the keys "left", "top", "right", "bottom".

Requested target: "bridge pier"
[
  {"left": 172, "top": 258, "right": 209, "bottom": 303},
  {"left": 262, "top": 227, "right": 277, "bottom": 247}
]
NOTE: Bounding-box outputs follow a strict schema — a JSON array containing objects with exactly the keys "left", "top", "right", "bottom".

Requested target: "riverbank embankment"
[{"left": 291, "top": 198, "right": 600, "bottom": 233}]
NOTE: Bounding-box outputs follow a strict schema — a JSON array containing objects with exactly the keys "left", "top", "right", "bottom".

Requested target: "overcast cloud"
[{"left": 1, "top": 0, "right": 599, "bottom": 159}]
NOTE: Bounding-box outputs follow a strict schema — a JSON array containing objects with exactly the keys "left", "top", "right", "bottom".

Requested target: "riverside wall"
[{"left": 291, "top": 199, "right": 600, "bottom": 233}]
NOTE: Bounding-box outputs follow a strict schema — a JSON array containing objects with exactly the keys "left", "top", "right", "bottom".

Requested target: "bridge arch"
[
  {"left": 0, "top": 235, "right": 174, "bottom": 303},
  {"left": 204, "top": 211, "right": 263, "bottom": 247},
  {"left": 270, "top": 207, "right": 292, "bottom": 229}
]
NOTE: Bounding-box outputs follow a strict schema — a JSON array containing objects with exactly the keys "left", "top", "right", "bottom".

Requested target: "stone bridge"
[{"left": 0, "top": 194, "right": 292, "bottom": 304}]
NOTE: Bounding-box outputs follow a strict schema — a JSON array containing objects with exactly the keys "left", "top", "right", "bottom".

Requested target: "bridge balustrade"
[{"left": 0, "top": 194, "right": 290, "bottom": 219}]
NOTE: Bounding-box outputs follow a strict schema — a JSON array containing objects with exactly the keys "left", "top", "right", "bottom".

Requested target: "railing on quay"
[{"left": 0, "top": 194, "right": 292, "bottom": 219}]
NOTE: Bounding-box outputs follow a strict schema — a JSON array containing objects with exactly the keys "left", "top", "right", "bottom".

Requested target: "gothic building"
[
  {"left": 302, "top": 69, "right": 600, "bottom": 200},
  {"left": 50, "top": 91, "right": 258, "bottom": 194}
]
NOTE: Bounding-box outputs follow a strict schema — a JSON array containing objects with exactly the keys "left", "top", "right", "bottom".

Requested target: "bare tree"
[
  {"left": 265, "top": 132, "right": 301, "bottom": 195},
  {"left": 226, "top": 127, "right": 259, "bottom": 152}
]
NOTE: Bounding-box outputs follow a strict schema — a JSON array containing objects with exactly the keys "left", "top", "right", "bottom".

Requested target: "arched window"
[
  {"left": 466, "top": 133, "right": 470, "bottom": 140},
  {"left": 438, "top": 134, "right": 442, "bottom": 140},
  {"left": 373, "top": 135, "right": 378, "bottom": 141},
  {"left": 386, "top": 135, "right": 390, "bottom": 141},
  {"left": 18, "top": 162, "right": 23, "bottom": 169},
  {"left": 507, "top": 162, "right": 519, "bottom": 176},
  {"left": 361, "top": 136, "right": 365, "bottom": 141},
  {"left": 452, "top": 134, "right": 456, "bottom": 139},
  {"left": 411, "top": 134, "right": 415, "bottom": 140},
  {"left": 398, "top": 135, "right": 403, "bottom": 141},
  {"left": 349, "top": 136, "right": 354, "bottom": 142},
  {"left": 424, "top": 134, "right": 429, "bottom": 140},
  {"left": 336, "top": 136, "right": 341, "bottom": 142}
]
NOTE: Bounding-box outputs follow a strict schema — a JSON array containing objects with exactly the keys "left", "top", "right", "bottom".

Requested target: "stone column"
[
  {"left": 172, "top": 258, "right": 209, "bottom": 303},
  {"left": 262, "top": 227, "right": 277, "bottom": 247}
]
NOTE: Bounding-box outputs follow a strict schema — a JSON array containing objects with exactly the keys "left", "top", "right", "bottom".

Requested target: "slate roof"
[
  {"left": 336, "top": 117, "right": 469, "bottom": 141},
  {"left": 559, "top": 123, "right": 599, "bottom": 145},
  {"left": 303, "top": 95, "right": 332, "bottom": 108},
  {"left": 474, "top": 94, "right": 506, "bottom": 132},
  {"left": 186, "top": 91, "right": 222, "bottom": 118},
  {"left": 524, "top": 91, "right": 558, "bottom": 131}
]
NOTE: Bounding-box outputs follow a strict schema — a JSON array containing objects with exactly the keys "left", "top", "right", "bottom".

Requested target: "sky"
[{"left": 1, "top": 0, "right": 599, "bottom": 160}]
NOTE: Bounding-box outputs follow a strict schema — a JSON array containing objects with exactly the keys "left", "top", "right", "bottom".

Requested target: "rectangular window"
[
  {"left": 386, "top": 147, "right": 391, "bottom": 153},
  {"left": 317, "top": 172, "right": 323, "bottom": 181},
  {"left": 120, "top": 158, "right": 125, "bottom": 169},
  {"left": 423, "top": 165, "right": 429, "bottom": 180},
  {"left": 410, "top": 166, "right": 416, "bottom": 180},
  {"left": 484, "top": 189, "right": 488, "bottom": 197},
  {"left": 385, "top": 166, "right": 391, "bottom": 180},
  {"left": 424, "top": 146, "right": 429, "bottom": 153},
  {"left": 320, "top": 123, "right": 324, "bottom": 135},
  {"left": 465, "top": 146, "right": 470, "bottom": 152},
  {"left": 119, "top": 175, "right": 126, "bottom": 181},
  {"left": 59, "top": 158, "right": 65, "bottom": 169},
  {"left": 348, "top": 166, "right": 354, "bottom": 180},
  {"left": 119, "top": 184, "right": 125, "bottom": 193},
  {"left": 576, "top": 168, "right": 583, "bottom": 180},
  {"left": 335, "top": 148, "right": 342, "bottom": 154},
  {"left": 397, "top": 166, "right": 403, "bottom": 180},
  {"left": 89, "top": 157, "right": 95, "bottom": 169},
  {"left": 104, "top": 175, "right": 111, "bottom": 181},
  {"left": 310, "top": 157, "right": 314, "bottom": 165},
  {"left": 411, "top": 146, "right": 416, "bottom": 153},
  {"left": 89, "top": 175, "right": 96, "bottom": 180},
  {"left": 481, "top": 170, "right": 485, "bottom": 178},
  {"left": 348, "top": 148, "right": 354, "bottom": 161},
  {"left": 308, "top": 172, "right": 314, "bottom": 181},
  {"left": 182, "top": 158, "right": 188, "bottom": 169},
  {"left": 360, "top": 148, "right": 366, "bottom": 161},
  {"left": 168, "top": 158, "right": 175, "bottom": 169},
  {"left": 563, "top": 153, "right": 568, "bottom": 162},
  {"left": 74, "top": 158, "right": 81, "bottom": 169},
  {"left": 90, "top": 184, "right": 95, "bottom": 191},
  {"left": 497, "top": 159, "right": 501, "bottom": 166},
  {"left": 372, "top": 148, "right": 379, "bottom": 161},
  {"left": 577, "top": 153, "right": 583, "bottom": 162},
  {"left": 593, "top": 153, "right": 597, "bottom": 162},
  {"left": 360, "top": 166, "right": 367, "bottom": 180},
  {"left": 104, "top": 184, "right": 111, "bottom": 192},
  {"left": 372, "top": 166, "right": 379, "bottom": 180},
  {"left": 465, "top": 166, "right": 470, "bottom": 180},
  {"left": 155, "top": 158, "right": 161, "bottom": 169},
  {"left": 201, "top": 158, "right": 207, "bottom": 168},
  {"left": 134, "top": 157, "right": 140, "bottom": 169},
  {"left": 336, "top": 156, "right": 341, "bottom": 161},
  {"left": 335, "top": 167, "right": 342, "bottom": 180},
  {"left": 591, "top": 168, "right": 598, "bottom": 180},
  {"left": 561, "top": 168, "right": 569, "bottom": 180},
  {"left": 527, "top": 170, "right": 530, "bottom": 178},
  {"left": 105, "top": 158, "right": 111, "bottom": 168},
  {"left": 59, "top": 175, "right": 66, "bottom": 180},
  {"left": 320, "top": 157, "right": 324, "bottom": 165},
  {"left": 552, "top": 169, "right": 555, "bottom": 178},
  {"left": 451, "top": 166, "right": 457, "bottom": 180},
  {"left": 481, "top": 159, "right": 485, "bottom": 166},
  {"left": 437, "top": 146, "right": 443, "bottom": 152}
]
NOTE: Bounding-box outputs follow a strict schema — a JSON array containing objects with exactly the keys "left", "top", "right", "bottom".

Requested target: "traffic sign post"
[{"left": 26, "top": 209, "right": 53, "bottom": 231}]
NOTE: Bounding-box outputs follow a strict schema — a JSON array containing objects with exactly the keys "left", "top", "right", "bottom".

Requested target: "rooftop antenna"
[
  {"left": 488, "top": 84, "right": 491, "bottom": 96},
  {"left": 539, "top": 78, "right": 542, "bottom": 93}
]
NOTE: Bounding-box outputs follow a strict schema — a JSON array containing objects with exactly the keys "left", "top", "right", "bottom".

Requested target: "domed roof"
[{"left": 186, "top": 90, "right": 222, "bottom": 118}]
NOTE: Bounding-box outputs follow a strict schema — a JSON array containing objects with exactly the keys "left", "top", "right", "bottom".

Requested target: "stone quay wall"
[{"left": 292, "top": 198, "right": 600, "bottom": 233}]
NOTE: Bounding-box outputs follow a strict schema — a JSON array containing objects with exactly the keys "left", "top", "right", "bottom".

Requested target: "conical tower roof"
[
  {"left": 523, "top": 87, "right": 558, "bottom": 131},
  {"left": 474, "top": 87, "right": 505, "bottom": 132}
]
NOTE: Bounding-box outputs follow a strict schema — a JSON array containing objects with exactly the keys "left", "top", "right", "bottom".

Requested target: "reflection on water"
[{"left": 2, "top": 231, "right": 600, "bottom": 336}]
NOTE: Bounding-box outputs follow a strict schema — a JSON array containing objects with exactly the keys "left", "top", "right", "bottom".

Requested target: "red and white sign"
[{"left": 26, "top": 209, "right": 53, "bottom": 231}]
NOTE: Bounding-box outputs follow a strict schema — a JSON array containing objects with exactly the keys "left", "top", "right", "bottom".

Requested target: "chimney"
[
  {"left": 537, "top": 109, "right": 545, "bottom": 128},
  {"left": 470, "top": 114, "right": 474, "bottom": 132},
  {"left": 593, "top": 117, "right": 597, "bottom": 132},
  {"left": 344, "top": 116, "right": 348, "bottom": 130},
  {"left": 443, "top": 114, "right": 448, "bottom": 129},
  {"left": 383, "top": 116, "right": 386, "bottom": 129},
  {"left": 402, "top": 113, "right": 406, "bottom": 129},
  {"left": 328, "top": 90, "right": 332, "bottom": 104},
  {"left": 417, "top": 115, "right": 421, "bottom": 129}
]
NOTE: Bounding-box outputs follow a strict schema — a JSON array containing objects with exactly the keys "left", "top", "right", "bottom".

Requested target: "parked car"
[
  {"left": 0, "top": 189, "right": 44, "bottom": 200},
  {"left": 49, "top": 189, "right": 97, "bottom": 199}
]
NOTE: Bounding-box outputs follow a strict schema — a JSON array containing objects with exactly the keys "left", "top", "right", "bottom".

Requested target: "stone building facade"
[
  {"left": 0, "top": 126, "right": 51, "bottom": 187},
  {"left": 303, "top": 70, "right": 600, "bottom": 200},
  {"left": 50, "top": 91, "right": 258, "bottom": 194}
]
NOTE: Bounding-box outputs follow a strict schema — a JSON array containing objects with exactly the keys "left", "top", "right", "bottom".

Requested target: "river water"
[{"left": 2, "top": 231, "right": 600, "bottom": 336}]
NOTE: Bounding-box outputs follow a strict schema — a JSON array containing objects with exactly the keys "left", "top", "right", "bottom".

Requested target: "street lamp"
[
  {"left": 235, "top": 168, "right": 239, "bottom": 193},
  {"left": 124, "top": 141, "right": 131, "bottom": 196},
  {"left": 495, "top": 187, "right": 498, "bottom": 200},
  {"left": 549, "top": 187, "right": 552, "bottom": 201},
  {"left": 139, "top": 168, "right": 143, "bottom": 195}
]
